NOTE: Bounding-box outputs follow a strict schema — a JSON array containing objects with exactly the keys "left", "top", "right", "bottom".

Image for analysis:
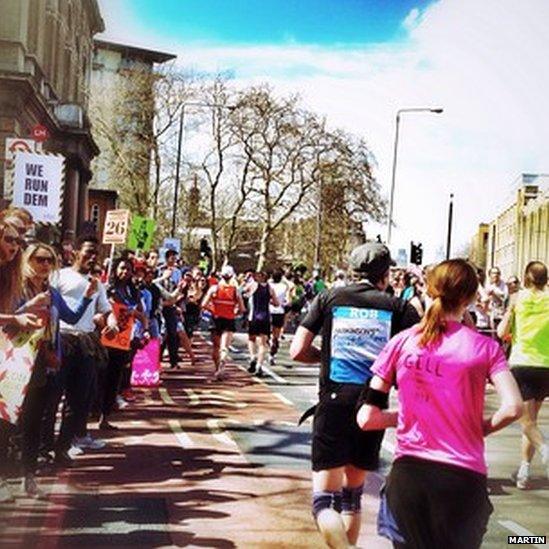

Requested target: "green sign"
[{"left": 127, "top": 215, "right": 156, "bottom": 251}]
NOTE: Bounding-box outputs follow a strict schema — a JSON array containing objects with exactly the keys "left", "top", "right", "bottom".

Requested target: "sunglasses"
[
  {"left": 33, "top": 255, "right": 55, "bottom": 264},
  {"left": 2, "top": 235, "right": 22, "bottom": 245}
]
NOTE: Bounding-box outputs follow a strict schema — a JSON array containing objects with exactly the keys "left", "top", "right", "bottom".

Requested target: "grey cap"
[{"left": 349, "top": 242, "right": 395, "bottom": 276}]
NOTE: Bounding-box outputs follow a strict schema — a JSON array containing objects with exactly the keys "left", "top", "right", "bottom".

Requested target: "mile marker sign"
[{"left": 102, "top": 209, "right": 130, "bottom": 245}]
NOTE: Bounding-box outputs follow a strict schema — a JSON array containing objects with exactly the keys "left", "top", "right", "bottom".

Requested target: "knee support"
[
  {"left": 312, "top": 490, "right": 342, "bottom": 519},
  {"left": 341, "top": 485, "right": 363, "bottom": 514}
]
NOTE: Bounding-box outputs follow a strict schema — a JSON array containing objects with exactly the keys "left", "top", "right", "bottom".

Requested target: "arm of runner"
[
  {"left": 236, "top": 290, "right": 246, "bottom": 315},
  {"left": 356, "top": 375, "right": 398, "bottom": 430},
  {"left": 496, "top": 305, "right": 514, "bottom": 339},
  {"left": 201, "top": 286, "right": 215, "bottom": 309},
  {"left": 269, "top": 285, "right": 280, "bottom": 308},
  {"left": 290, "top": 326, "right": 321, "bottom": 364},
  {"left": 483, "top": 369, "right": 523, "bottom": 436}
]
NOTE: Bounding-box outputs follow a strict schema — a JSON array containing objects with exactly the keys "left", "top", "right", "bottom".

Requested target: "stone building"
[
  {"left": 472, "top": 174, "right": 549, "bottom": 279},
  {"left": 89, "top": 40, "right": 175, "bottom": 216},
  {"left": 0, "top": 0, "right": 104, "bottom": 240},
  {"left": 469, "top": 223, "right": 490, "bottom": 271}
]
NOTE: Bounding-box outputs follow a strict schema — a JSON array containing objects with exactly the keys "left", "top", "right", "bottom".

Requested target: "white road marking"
[
  {"left": 207, "top": 419, "right": 239, "bottom": 447},
  {"left": 159, "top": 388, "right": 175, "bottom": 405},
  {"left": 126, "top": 436, "right": 142, "bottom": 445},
  {"left": 274, "top": 392, "right": 293, "bottom": 406},
  {"left": 168, "top": 419, "right": 195, "bottom": 448},
  {"left": 260, "top": 364, "right": 287, "bottom": 384},
  {"left": 183, "top": 389, "right": 200, "bottom": 406},
  {"left": 498, "top": 520, "right": 547, "bottom": 548}
]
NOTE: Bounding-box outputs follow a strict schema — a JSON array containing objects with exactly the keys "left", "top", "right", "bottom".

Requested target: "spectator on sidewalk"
[
  {"left": 0, "top": 217, "right": 41, "bottom": 503},
  {"left": 485, "top": 266, "right": 508, "bottom": 336},
  {"left": 18, "top": 243, "right": 97, "bottom": 498},
  {"left": 45, "top": 235, "right": 116, "bottom": 466}
]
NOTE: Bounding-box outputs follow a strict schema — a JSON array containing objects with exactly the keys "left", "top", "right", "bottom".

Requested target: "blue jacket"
[{"left": 49, "top": 287, "right": 92, "bottom": 358}]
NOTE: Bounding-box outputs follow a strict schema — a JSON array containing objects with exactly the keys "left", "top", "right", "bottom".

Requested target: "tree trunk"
[{"left": 256, "top": 226, "right": 270, "bottom": 271}]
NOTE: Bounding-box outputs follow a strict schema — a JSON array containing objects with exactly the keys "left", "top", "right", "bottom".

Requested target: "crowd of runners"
[{"left": 1, "top": 205, "right": 548, "bottom": 548}]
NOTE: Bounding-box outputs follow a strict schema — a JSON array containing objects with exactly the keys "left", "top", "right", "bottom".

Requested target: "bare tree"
[
  {"left": 90, "top": 63, "right": 199, "bottom": 225},
  {"left": 230, "top": 86, "right": 335, "bottom": 270}
]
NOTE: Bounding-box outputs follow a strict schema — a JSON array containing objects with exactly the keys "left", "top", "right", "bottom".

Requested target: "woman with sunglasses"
[
  {"left": 0, "top": 221, "right": 41, "bottom": 503},
  {"left": 16, "top": 243, "right": 97, "bottom": 498},
  {"left": 0, "top": 221, "right": 40, "bottom": 327}
]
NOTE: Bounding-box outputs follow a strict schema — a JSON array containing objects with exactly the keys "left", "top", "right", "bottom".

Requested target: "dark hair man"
[
  {"left": 46, "top": 235, "right": 117, "bottom": 465},
  {"left": 290, "top": 242, "right": 420, "bottom": 547}
]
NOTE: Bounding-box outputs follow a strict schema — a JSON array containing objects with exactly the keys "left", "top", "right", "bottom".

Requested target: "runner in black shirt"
[{"left": 290, "top": 242, "right": 420, "bottom": 548}]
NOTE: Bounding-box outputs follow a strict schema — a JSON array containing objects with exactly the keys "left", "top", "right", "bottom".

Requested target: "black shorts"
[
  {"left": 248, "top": 320, "right": 271, "bottom": 337},
  {"left": 512, "top": 366, "right": 549, "bottom": 401},
  {"left": 211, "top": 317, "right": 236, "bottom": 335},
  {"left": 384, "top": 456, "right": 492, "bottom": 549},
  {"left": 312, "top": 384, "right": 384, "bottom": 472},
  {"left": 271, "top": 313, "right": 285, "bottom": 328}
]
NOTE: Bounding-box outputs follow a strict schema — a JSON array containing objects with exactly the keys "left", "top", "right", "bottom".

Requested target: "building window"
[{"left": 90, "top": 203, "right": 100, "bottom": 228}]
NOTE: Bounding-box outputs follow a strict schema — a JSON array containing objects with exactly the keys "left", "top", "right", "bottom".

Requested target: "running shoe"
[
  {"left": 115, "top": 396, "right": 129, "bottom": 410},
  {"left": 248, "top": 358, "right": 257, "bottom": 373},
  {"left": 256, "top": 365, "right": 264, "bottom": 378},
  {"left": 512, "top": 463, "right": 531, "bottom": 490},
  {"left": 99, "top": 421, "right": 119, "bottom": 431},
  {"left": 121, "top": 389, "right": 136, "bottom": 402},
  {"left": 0, "top": 480, "right": 14, "bottom": 503},
  {"left": 73, "top": 435, "right": 106, "bottom": 450},
  {"left": 67, "top": 445, "right": 84, "bottom": 458},
  {"left": 22, "top": 475, "right": 47, "bottom": 500}
]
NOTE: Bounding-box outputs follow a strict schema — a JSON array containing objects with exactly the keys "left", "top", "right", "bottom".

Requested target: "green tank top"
[{"left": 509, "top": 289, "right": 549, "bottom": 367}]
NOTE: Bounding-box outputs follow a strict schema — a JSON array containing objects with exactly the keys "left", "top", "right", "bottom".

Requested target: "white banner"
[
  {"left": 12, "top": 151, "right": 64, "bottom": 223},
  {"left": 3, "top": 138, "right": 42, "bottom": 199}
]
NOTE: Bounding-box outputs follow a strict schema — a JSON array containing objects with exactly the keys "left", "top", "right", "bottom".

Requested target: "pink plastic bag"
[{"left": 130, "top": 337, "right": 161, "bottom": 387}]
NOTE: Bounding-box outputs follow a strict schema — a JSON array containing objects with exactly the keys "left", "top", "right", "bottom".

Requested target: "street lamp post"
[
  {"left": 446, "top": 192, "right": 454, "bottom": 260},
  {"left": 386, "top": 107, "right": 443, "bottom": 246},
  {"left": 170, "top": 101, "right": 234, "bottom": 238}
]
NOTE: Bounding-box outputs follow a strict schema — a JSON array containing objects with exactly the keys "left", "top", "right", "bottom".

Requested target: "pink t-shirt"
[{"left": 372, "top": 321, "right": 508, "bottom": 475}]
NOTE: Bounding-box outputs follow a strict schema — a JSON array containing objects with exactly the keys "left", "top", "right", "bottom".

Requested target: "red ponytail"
[{"left": 418, "top": 259, "right": 478, "bottom": 348}]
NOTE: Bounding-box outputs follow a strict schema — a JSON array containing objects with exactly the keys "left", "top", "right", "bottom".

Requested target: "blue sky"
[
  {"left": 97, "top": 0, "right": 549, "bottom": 261},
  {"left": 104, "top": 0, "right": 434, "bottom": 45}
]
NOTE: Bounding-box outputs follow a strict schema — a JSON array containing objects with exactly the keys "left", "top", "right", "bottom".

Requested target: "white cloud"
[
  {"left": 402, "top": 8, "right": 422, "bottom": 31},
  {"left": 97, "top": 0, "right": 549, "bottom": 262}
]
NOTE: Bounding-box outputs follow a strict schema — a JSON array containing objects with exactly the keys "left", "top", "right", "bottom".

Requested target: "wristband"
[{"left": 358, "top": 387, "right": 389, "bottom": 410}]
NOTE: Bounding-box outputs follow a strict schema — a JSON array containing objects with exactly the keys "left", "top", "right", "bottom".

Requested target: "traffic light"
[
  {"left": 410, "top": 242, "right": 423, "bottom": 265},
  {"left": 199, "top": 237, "right": 211, "bottom": 258}
]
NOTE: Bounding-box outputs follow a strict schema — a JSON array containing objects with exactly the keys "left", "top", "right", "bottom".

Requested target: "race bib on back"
[{"left": 330, "top": 306, "right": 392, "bottom": 384}]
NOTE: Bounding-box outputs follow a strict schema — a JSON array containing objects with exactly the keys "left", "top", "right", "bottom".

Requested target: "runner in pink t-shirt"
[
  {"left": 356, "top": 259, "right": 523, "bottom": 549},
  {"left": 371, "top": 321, "right": 507, "bottom": 475}
]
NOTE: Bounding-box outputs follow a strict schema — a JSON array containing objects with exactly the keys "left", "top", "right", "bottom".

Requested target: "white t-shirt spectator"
[
  {"left": 485, "top": 279, "right": 508, "bottom": 321},
  {"left": 55, "top": 267, "right": 111, "bottom": 333}
]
